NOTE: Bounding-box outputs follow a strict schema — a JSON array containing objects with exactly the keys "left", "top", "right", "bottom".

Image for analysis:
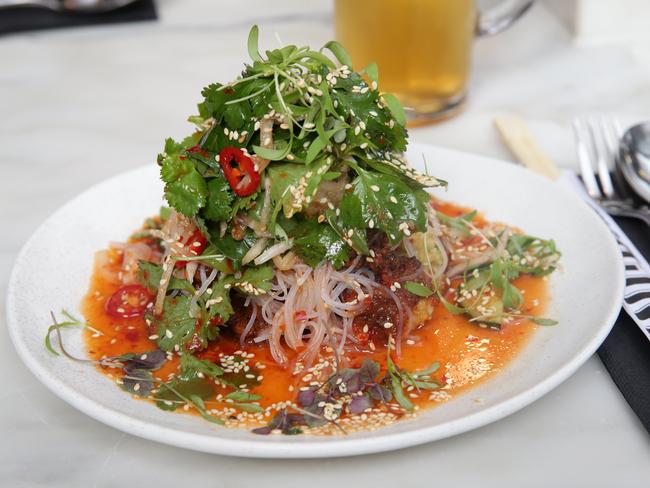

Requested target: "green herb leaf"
[
  {"left": 322, "top": 40, "right": 353, "bottom": 68},
  {"left": 292, "top": 219, "right": 351, "bottom": 269},
  {"left": 247, "top": 25, "right": 263, "bottom": 62},
  {"left": 531, "top": 317, "right": 558, "bottom": 326},
  {"left": 364, "top": 62, "right": 379, "bottom": 84},
  {"left": 137, "top": 261, "right": 195, "bottom": 294},
  {"left": 403, "top": 281, "right": 434, "bottom": 297},
  {"left": 203, "top": 176, "right": 234, "bottom": 222},
  {"left": 351, "top": 165, "right": 429, "bottom": 245},
  {"left": 381, "top": 93, "right": 406, "bottom": 127},
  {"left": 226, "top": 391, "right": 262, "bottom": 402},
  {"left": 180, "top": 354, "right": 224, "bottom": 380},
  {"left": 153, "top": 296, "right": 198, "bottom": 352},
  {"left": 159, "top": 138, "right": 208, "bottom": 217}
]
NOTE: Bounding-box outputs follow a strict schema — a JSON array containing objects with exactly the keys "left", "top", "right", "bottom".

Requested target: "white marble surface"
[{"left": 1, "top": 1, "right": 650, "bottom": 486}]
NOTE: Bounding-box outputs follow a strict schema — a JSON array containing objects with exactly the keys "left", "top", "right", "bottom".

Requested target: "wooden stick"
[{"left": 494, "top": 115, "right": 561, "bottom": 181}]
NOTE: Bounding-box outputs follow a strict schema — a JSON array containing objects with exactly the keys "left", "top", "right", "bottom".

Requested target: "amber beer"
[{"left": 335, "top": 0, "right": 476, "bottom": 123}]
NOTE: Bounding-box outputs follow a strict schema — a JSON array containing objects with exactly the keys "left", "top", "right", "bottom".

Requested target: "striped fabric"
[{"left": 561, "top": 171, "right": 650, "bottom": 342}]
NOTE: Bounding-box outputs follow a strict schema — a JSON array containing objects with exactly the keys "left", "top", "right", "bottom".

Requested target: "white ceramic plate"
[{"left": 6, "top": 143, "right": 624, "bottom": 458}]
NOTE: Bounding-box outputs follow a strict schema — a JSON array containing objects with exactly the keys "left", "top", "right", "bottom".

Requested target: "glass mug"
[{"left": 335, "top": 0, "right": 535, "bottom": 125}]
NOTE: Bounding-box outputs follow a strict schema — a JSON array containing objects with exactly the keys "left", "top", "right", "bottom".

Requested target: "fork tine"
[
  {"left": 600, "top": 116, "right": 630, "bottom": 196},
  {"left": 601, "top": 116, "right": 621, "bottom": 163},
  {"left": 588, "top": 116, "right": 615, "bottom": 198},
  {"left": 573, "top": 118, "right": 601, "bottom": 198}
]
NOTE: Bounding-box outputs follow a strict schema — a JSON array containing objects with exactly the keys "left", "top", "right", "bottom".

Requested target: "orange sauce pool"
[{"left": 81, "top": 202, "right": 549, "bottom": 433}]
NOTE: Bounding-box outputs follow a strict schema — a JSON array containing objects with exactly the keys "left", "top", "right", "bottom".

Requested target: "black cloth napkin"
[
  {"left": 0, "top": 0, "right": 156, "bottom": 36},
  {"left": 597, "top": 216, "right": 650, "bottom": 434}
]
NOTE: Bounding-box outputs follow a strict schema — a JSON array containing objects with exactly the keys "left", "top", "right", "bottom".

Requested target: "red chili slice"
[
  {"left": 218, "top": 146, "right": 261, "bottom": 197},
  {"left": 175, "top": 228, "right": 208, "bottom": 269},
  {"left": 105, "top": 285, "right": 153, "bottom": 319},
  {"left": 186, "top": 144, "right": 209, "bottom": 158}
]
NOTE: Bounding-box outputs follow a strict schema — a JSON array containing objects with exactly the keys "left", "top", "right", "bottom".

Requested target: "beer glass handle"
[{"left": 475, "top": 0, "right": 535, "bottom": 36}]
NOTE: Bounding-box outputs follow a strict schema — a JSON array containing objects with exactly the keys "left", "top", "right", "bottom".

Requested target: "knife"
[{"left": 494, "top": 114, "right": 650, "bottom": 342}]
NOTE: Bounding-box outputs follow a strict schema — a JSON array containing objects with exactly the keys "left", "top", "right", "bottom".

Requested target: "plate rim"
[{"left": 6, "top": 143, "right": 625, "bottom": 458}]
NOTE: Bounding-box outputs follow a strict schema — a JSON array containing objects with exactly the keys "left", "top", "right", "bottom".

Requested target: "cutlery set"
[{"left": 495, "top": 114, "right": 650, "bottom": 342}]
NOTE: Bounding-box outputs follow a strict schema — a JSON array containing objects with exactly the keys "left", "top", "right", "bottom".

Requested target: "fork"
[{"left": 572, "top": 115, "right": 650, "bottom": 227}]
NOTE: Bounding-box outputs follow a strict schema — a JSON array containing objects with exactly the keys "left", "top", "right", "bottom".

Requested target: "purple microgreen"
[
  {"left": 343, "top": 371, "right": 362, "bottom": 393},
  {"left": 111, "top": 349, "right": 166, "bottom": 371},
  {"left": 298, "top": 389, "right": 316, "bottom": 407},
  {"left": 368, "top": 383, "right": 392, "bottom": 403},
  {"left": 348, "top": 394, "right": 373, "bottom": 414},
  {"left": 252, "top": 409, "right": 306, "bottom": 435},
  {"left": 121, "top": 370, "right": 156, "bottom": 397},
  {"left": 359, "top": 358, "right": 380, "bottom": 384}
]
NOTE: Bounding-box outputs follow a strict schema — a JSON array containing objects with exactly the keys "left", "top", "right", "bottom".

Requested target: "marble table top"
[{"left": 1, "top": 1, "right": 649, "bottom": 486}]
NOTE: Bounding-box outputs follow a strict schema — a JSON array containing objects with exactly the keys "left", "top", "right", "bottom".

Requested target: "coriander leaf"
[
  {"left": 159, "top": 138, "right": 208, "bottom": 217},
  {"left": 155, "top": 377, "right": 216, "bottom": 415},
  {"left": 200, "top": 83, "right": 227, "bottom": 118},
  {"left": 234, "top": 264, "right": 274, "bottom": 295},
  {"left": 292, "top": 220, "right": 350, "bottom": 269},
  {"left": 267, "top": 159, "right": 332, "bottom": 219},
  {"left": 179, "top": 353, "right": 224, "bottom": 380},
  {"left": 206, "top": 276, "right": 235, "bottom": 321},
  {"left": 351, "top": 165, "right": 429, "bottom": 245},
  {"left": 154, "top": 296, "right": 197, "bottom": 352},
  {"left": 203, "top": 176, "right": 234, "bottom": 222},
  {"left": 137, "top": 261, "right": 195, "bottom": 294},
  {"left": 206, "top": 231, "right": 254, "bottom": 268}
]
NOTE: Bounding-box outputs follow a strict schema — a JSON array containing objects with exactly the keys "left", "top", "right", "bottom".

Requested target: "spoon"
[
  {"left": 618, "top": 122, "right": 650, "bottom": 204},
  {"left": 0, "top": 0, "right": 138, "bottom": 13}
]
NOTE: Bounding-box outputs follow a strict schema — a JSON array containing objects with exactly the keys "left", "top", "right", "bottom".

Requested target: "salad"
[{"left": 47, "top": 27, "right": 561, "bottom": 435}]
